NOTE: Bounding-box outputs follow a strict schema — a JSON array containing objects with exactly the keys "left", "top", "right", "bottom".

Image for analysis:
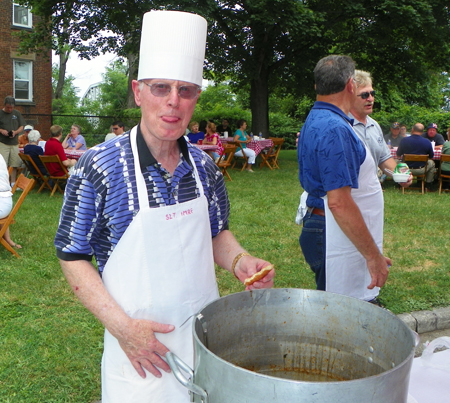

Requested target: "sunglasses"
[
  {"left": 143, "top": 82, "right": 201, "bottom": 100},
  {"left": 357, "top": 90, "right": 376, "bottom": 99}
]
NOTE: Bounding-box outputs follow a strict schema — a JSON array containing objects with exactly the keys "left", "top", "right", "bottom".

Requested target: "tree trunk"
[
  {"left": 250, "top": 72, "right": 269, "bottom": 138},
  {"left": 54, "top": 48, "right": 70, "bottom": 100},
  {"left": 127, "top": 53, "right": 138, "bottom": 109}
]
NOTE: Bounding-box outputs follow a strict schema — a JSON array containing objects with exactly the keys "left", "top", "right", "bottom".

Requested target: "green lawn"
[{"left": 1, "top": 149, "right": 449, "bottom": 402}]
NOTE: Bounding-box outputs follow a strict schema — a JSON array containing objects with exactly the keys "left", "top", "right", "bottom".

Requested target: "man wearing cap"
[
  {"left": 298, "top": 55, "right": 390, "bottom": 306},
  {"left": 55, "top": 10, "right": 274, "bottom": 403},
  {"left": 422, "top": 123, "right": 445, "bottom": 148},
  {"left": 0, "top": 96, "right": 26, "bottom": 186},
  {"left": 384, "top": 122, "right": 402, "bottom": 148},
  {"left": 18, "top": 125, "right": 33, "bottom": 147}
]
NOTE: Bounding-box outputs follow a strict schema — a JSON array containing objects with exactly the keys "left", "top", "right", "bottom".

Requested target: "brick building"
[{"left": 0, "top": 1, "right": 52, "bottom": 137}]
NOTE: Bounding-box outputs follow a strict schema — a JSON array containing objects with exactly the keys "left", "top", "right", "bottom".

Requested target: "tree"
[
  {"left": 82, "top": 60, "right": 129, "bottom": 118},
  {"left": 51, "top": 65, "right": 80, "bottom": 114},
  {"left": 17, "top": 0, "right": 450, "bottom": 134}
]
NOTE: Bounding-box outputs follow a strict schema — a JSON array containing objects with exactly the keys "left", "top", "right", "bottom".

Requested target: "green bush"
[{"left": 373, "top": 105, "right": 450, "bottom": 134}]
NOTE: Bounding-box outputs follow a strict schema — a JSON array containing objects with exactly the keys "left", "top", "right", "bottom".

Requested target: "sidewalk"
[{"left": 397, "top": 306, "right": 450, "bottom": 356}]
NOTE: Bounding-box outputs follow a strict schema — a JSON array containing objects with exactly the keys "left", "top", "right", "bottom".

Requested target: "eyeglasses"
[
  {"left": 357, "top": 91, "right": 376, "bottom": 99},
  {"left": 112, "top": 127, "right": 120, "bottom": 131},
  {"left": 143, "top": 82, "right": 201, "bottom": 100}
]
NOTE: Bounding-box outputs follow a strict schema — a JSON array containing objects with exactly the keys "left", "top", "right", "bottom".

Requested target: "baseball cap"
[
  {"left": 427, "top": 123, "right": 438, "bottom": 129},
  {"left": 24, "top": 125, "right": 33, "bottom": 131},
  {"left": 391, "top": 122, "right": 400, "bottom": 129}
]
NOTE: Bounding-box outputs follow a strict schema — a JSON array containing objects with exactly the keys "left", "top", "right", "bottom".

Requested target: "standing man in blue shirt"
[
  {"left": 298, "top": 55, "right": 390, "bottom": 303},
  {"left": 55, "top": 10, "right": 274, "bottom": 403}
]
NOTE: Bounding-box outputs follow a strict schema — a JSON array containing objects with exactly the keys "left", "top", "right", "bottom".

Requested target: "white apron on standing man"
[
  {"left": 101, "top": 127, "right": 219, "bottom": 402},
  {"left": 323, "top": 143, "right": 384, "bottom": 301}
]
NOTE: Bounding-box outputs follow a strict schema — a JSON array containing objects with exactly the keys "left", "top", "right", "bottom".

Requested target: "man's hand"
[
  {"left": 0, "top": 129, "right": 9, "bottom": 136},
  {"left": 118, "top": 318, "right": 175, "bottom": 379},
  {"left": 399, "top": 173, "right": 413, "bottom": 188},
  {"left": 235, "top": 255, "right": 275, "bottom": 290},
  {"left": 366, "top": 255, "right": 391, "bottom": 289}
]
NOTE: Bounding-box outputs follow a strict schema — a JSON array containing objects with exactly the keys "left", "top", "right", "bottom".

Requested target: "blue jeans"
[{"left": 299, "top": 210, "right": 326, "bottom": 290}]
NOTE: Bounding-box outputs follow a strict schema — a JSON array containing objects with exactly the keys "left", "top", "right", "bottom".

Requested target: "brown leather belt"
[{"left": 310, "top": 207, "right": 325, "bottom": 217}]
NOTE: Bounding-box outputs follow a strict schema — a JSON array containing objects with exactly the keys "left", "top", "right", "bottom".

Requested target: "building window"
[
  {"left": 12, "top": 3, "right": 32, "bottom": 28},
  {"left": 14, "top": 60, "right": 33, "bottom": 101}
]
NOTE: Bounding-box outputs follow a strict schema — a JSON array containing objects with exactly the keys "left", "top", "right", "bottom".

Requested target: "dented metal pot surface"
[{"left": 167, "top": 288, "right": 416, "bottom": 402}]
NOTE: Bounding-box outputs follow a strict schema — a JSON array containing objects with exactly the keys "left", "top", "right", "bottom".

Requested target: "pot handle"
[
  {"left": 166, "top": 352, "right": 209, "bottom": 403},
  {"left": 411, "top": 330, "right": 420, "bottom": 348}
]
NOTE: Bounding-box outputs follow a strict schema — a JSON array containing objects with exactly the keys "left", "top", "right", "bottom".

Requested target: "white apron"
[
  {"left": 323, "top": 143, "right": 384, "bottom": 301},
  {"left": 101, "top": 127, "right": 219, "bottom": 402}
]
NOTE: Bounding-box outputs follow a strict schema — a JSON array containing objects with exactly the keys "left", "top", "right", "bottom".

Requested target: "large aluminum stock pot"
[{"left": 167, "top": 288, "right": 417, "bottom": 403}]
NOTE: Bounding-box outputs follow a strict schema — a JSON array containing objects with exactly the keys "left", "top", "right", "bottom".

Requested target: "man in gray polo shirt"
[{"left": 349, "top": 70, "right": 411, "bottom": 187}]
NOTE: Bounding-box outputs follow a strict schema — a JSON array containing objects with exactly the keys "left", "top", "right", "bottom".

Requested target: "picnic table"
[
  {"left": 19, "top": 146, "right": 86, "bottom": 160},
  {"left": 391, "top": 147, "right": 442, "bottom": 160},
  {"left": 221, "top": 137, "right": 274, "bottom": 157}
]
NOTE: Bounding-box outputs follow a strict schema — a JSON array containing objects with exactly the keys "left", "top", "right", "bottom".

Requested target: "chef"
[
  {"left": 55, "top": 10, "right": 274, "bottom": 403},
  {"left": 297, "top": 55, "right": 390, "bottom": 303}
]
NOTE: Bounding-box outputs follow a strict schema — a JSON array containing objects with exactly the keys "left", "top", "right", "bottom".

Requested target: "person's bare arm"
[
  {"left": 62, "top": 159, "right": 77, "bottom": 168},
  {"left": 379, "top": 157, "right": 412, "bottom": 187},
  {"left": 60, "top": 259, "right": 175, "bottom": 378},
  {"left": 327, "top": 187, "right": 390, "bottom": 289},
  {"left": 212, "top": 229, "right": 274, "bottom": 289},
  {"left": 61, "top": 134, "right": 71, "bottom": 149},
  {"left": 75, "top": 142, "right": 83, "bottom": 150}
]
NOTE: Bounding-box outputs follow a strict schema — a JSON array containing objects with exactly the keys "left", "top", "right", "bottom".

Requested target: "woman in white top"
[{"left": 0, "top": 156, "right": 21, "bottom": 249}]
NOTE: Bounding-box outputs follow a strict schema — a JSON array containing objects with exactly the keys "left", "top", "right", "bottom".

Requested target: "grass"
[{"left": 1, "top": 149, "right": 449, "bottom": 401}]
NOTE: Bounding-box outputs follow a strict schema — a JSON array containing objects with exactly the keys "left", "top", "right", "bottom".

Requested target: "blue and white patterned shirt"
[
  {"left": 298, "top": 101, "right": 366, "bottom": 210},
  {"left": 55, "top": 125, "right": 230, "bottom": 273}
]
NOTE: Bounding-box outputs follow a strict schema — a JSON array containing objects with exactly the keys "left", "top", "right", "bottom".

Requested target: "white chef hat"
[{"left": 137, "top": 10, "right": 207, "bottom": 86}]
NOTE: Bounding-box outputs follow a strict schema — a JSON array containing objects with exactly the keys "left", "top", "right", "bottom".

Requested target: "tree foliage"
[
  {"left": 51, "top": 64, "right": 80, "bottom": 114},
  {"left": 17, "top": 0, "right": 450, "bottom": 134},
  {"left": 82, "top": 60, "right": 129, "bottom": 117}
]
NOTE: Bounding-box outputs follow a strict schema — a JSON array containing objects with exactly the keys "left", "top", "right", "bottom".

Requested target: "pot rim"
[{"left": 192, "top": 288, "right": 416, "bottom": 385}]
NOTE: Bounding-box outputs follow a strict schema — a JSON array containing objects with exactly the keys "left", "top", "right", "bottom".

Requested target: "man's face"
[
  {"left": 427, "top": 128, "right": 437, "bottom": 138},
  {"left": 391, "top": 127, "right": 400, "bottom": 138},
  {"left": 3, "top": 104, "right": 13, "bottom": 113},
  {"left": 133, "top": 79, "right": 199, "bottom": 143},
  {"left": 222, "top": 120, "right": 229, "bottom": 127},
  {"left": 353, "top": 85, "right": 374, "bottom": 117},
  {"left": 112, "top": 125, "right": 124, "bottom": 135}
]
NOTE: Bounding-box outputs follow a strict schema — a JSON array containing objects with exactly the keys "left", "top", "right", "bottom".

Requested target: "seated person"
[
  {"left": 23, "top": 130, "right": 49, "bottom": 175},
  {"left": 18, "top": 125, "right": 33, "bottom": 147},
  {"left": 422, "top": 123, "right": 445, "bottom": 148},
  {"left": 233, "top": 119, "right": 256, "bottom": 172},
  {"left": 62, "top": 124, "right": 87, "bottom": 150},
  {"left": 217, "top": 119, "right": 232, "bottom": 137},
  {"left": 0, "top": 155, "right": 21, "bottom": 249},
  {"left": 187, "top": 121, "right": 205, "bottom": 144},
  {"left": 396, "top": 123, "right": 436, "bottom": 191},
  {"left": 45, "top": 125, "right": 77, "bottom": 176},
  {"left": 441, "top": 140, "right": 450, "bottom": 190},
  {"left": 203, "top": 121, "right": 224, "bottom": 161},
  {"left": 384, "top": 122, "right": 402, "bottom": 148},
  {"left": 105, "top": 120, "right": 126, "bottom": 142}
]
